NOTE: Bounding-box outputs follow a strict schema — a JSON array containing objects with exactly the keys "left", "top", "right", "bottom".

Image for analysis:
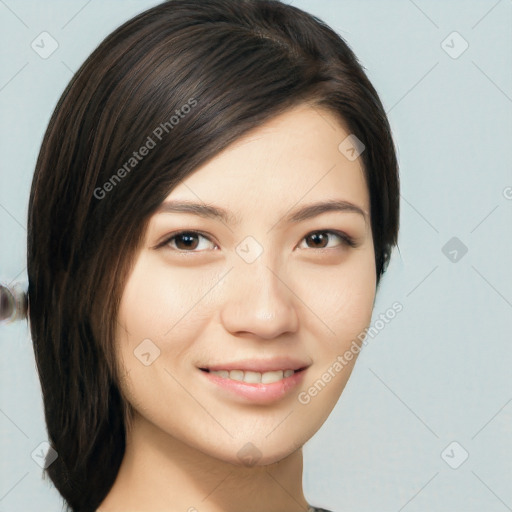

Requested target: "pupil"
[
  {"left": 178, "top": 233, "right": 197, "bottom": 249},
  {"left": 309, "top": 233, "right": 326, "bottom": 248}
]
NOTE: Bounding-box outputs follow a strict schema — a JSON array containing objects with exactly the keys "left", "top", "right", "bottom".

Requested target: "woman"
[{"left": 4, "top": 0, "right": 399, "bottom": 510}]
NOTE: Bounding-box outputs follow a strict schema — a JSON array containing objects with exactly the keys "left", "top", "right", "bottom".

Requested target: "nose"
[{"left": 219, "top": 259, "right": 299, "bottom": 340}]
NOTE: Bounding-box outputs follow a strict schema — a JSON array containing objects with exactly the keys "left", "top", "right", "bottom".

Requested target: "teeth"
[
  {"left": 261, "top": 370, "right": 282, "bottom": 383},
  {"left": 209, "top": 369, "right": 296, "bottom": 384},
  {"left": 229, "top": 370, "right": 244, "bottom": 381},
  {"left": 243, "top": 371, "right": 261, "bottom": 383}
]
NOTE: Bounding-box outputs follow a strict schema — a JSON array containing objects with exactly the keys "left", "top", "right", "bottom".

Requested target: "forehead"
[{"left": 163, "top": 104, "right": 369, "bottom": 217}]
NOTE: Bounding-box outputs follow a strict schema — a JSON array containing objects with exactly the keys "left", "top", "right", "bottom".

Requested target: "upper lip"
[{"left": 199, "top": 357, "right": 311, "bottom": 373}]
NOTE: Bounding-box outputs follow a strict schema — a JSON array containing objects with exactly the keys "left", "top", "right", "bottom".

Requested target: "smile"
[
  {"left": 198, "top": 366, "right": 308, "bottom": 403},
  {"left": 200, "top": 368, "right": 298, "bottom": 384}
]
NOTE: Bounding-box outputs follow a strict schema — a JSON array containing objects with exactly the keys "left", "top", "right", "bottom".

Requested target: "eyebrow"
[{"left": 155, "top": 199, "right": 368, "bottom": 226}]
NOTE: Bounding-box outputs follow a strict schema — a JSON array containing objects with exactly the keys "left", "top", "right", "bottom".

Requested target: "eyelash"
[{"left": 158, "top": 229, "right": 357, "bottom": 253}]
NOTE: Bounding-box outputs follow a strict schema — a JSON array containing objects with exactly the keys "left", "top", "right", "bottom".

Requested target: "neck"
[{"left": 98, "top": 411, "right": 310, "bottom": 512}]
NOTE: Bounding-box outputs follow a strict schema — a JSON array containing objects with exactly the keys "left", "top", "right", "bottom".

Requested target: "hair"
[{"left": 23, "top": 0, "right": 399, "bottom": 510}]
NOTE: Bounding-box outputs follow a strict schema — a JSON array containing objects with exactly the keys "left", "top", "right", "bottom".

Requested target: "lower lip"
[{"left": 199, "top": 368, "right": 307, "bottom": 404}]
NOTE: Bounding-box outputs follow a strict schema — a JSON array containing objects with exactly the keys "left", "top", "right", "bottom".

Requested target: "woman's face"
[{"left": 116, "top": 103, "right": 376, "bottom": 465}]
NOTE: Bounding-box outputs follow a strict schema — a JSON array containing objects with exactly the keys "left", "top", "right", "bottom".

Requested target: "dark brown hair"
[{"left": 26, "top": 1, "right": 399, "bottom": 510}]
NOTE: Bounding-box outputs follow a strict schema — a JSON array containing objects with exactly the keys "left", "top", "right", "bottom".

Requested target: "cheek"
[
  {"left": 117, "top": 255, "right": 220, "bottom": 342},
  {"left": 114, "top": 259, "right": 216, "bottom": 400},
  {"left": 292, "top": 251, "right": 375, "bottom": 420},
  {"left": 295, "top": 248, "right": 376, "bottom": 348},
  {"left": 331, "top": 268, "right": 376, "bottom": 337}
]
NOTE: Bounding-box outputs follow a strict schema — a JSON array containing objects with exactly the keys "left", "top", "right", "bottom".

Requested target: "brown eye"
[
  {"left": 164, "top": 231, "right": 216, "bottom": 251},
  {"left": 305, "top": 232, "right": 330, "bottom": 249},
  {"left": 299, "top": 230, "right": 356, "bottom": 250},
  {"left": 174, "top": 232, "right": 199, "bottom": 250}
]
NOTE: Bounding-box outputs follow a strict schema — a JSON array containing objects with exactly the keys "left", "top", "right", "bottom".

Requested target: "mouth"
[
  {"left": 197, "top": 359, "right": 310, "bottom": 404},
  {"left": 198, "top": 367, "right": 307, "bottom": 384}
]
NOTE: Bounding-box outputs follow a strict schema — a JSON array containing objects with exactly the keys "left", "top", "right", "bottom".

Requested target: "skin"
[{"left": 98, "top": 103, "right": 376, "bottom": 512}]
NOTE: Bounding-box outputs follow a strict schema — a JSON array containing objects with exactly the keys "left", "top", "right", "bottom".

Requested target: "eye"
[
  {"left": 159, "top": 229, "right": 357, "bottom": 253},
  {"left": 298, "top": 230, "right": 357, "bottom": 250},
  {"left": 163, "top": 231, "right": 217, "bottom": 252}
]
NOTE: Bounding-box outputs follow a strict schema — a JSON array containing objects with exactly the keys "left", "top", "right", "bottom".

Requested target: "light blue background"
[{"left": 1, "top": 1, "right": 511, "bottom": 511}]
